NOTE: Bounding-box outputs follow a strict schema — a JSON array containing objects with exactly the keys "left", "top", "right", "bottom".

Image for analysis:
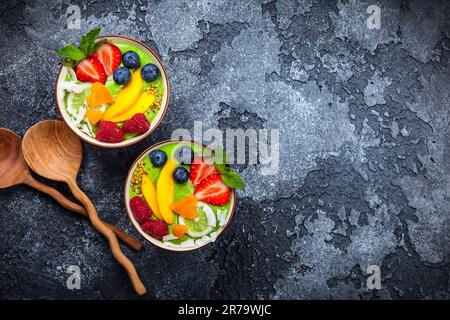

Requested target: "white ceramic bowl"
[
  {"left": 124, "top": 140, "right": 236, "bottom": 252},
  {"left": 55, "top": 35, "right": 170, "bottom": 148}
]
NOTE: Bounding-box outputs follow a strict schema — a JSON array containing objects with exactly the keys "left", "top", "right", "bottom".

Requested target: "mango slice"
[
  {"left": 170, "top": 194, "right": 198, "bottom": 220},
  {"left": 141, "top": 173, "right": 162, "bottom": 220},
  {"left": 102, "top": 68, "right": 143, "bottom": 120},
  {"left": 156, "top": 159, "right": 176, "bottom": 224},
  {"left": 109, "top": 89, "right": 156, "bottom": 123}
]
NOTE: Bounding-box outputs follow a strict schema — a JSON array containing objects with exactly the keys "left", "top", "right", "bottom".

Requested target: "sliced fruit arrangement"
[
  {"left": 194, "top": 173, "right": 231, "bottom": 206},
  {"left": 156, "top": 158, "right": 176, "bottom": 224},
  {"left": 190, "top": 156, "right": 218, "bottom": 187},
  {"left": 57, "top": 28, "right": 164, "bottom": 143},
  {"left": 95, "top": 43, "right": 122, "bottom": 76},
  {"left": 86, "top": 82, "right": 113, "bottom": 108},
  {"left": 75, "top": 57, "right": 107, "bottom": 84},
  {"left": 141, "top": 173, "right": 162, "bottom": 220},
  {"left": 171, "top": 194, "right": 198, "bottom": 219},
  {"left": 128, "top": 142, "right": 245, "bottom": 249}
]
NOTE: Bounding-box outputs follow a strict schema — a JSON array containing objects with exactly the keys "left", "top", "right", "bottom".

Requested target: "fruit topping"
[
  {"left": 175, "top": 145, "right": 194, "bottom": 164},
  {"left": 178, "top": 202, "right": 216, "bottom": 238},
  {"left": 141, "top": 173, "right": 162, "bottom": 220},
  {"left": 85, "top": 108, "right": 104, "bottom": 125},
  {"left": 122, "top": 113, "right": 150, "bottom": 134},
  {"left": 189, "top": 156, "right": 218, "bottom": 187},
  {"left": 173, "top": 224, "right": 189, "bottom": 239},
  {"left": 194, "top": 173, "right": 231, "bottom": 206},
  {"left": 85, "top": 82, "right": 113, "bottom": 108},
  {"left": 149, "top": 149, "right": 167, "bottom": 167},
  {"left": 141, "top": 63, "right": 160, "bottom": 82},
  {"left": 141, "top": 220, "right": 168, "bottom": 239},
  {"left": 108, "top": 89, "right": 156, "bottom": 123},
  {"left": 102, "top": 68, "right": 143, "bottom": 120},
  {"left": 57, "top": 28, "right": 101, "bottom": 69},
  {"left": 95, "top": 121, "right": 125, "bottom": 143},
  {"left": 170, "top": 194, "right": 198, "bottom": 220},
  {"left": 173, "top": 166, "right": 189, "bottom": 184},
  {"left": 113, "top": 66, "right": 131, "bottom": 85},
  {"left": 122, "top": 51, "right": 141, "bottom": 69},
  {"left": 95, "top": 43, "right": 122, "bottom": 76},
  {"left": 156, "top": 159, "right": 176, "bottom": 224},
  {"left": 75, "top": 56, "right": 106, "bottom": 84},
  {"left": 130, "top": 196, "right": 152, "bottom": 223}
]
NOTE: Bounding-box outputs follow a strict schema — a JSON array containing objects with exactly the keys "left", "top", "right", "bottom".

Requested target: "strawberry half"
[
  {"left": 75, "top": 57, "right": 106, "bottom": 84},
  {"left": 194, "top": 173, "right": 231, "bottom": 206},
  {"left": 95, "top": 43, "right": 122, "bottom": 75},
  {"left": 189, "top": 157, "right": 218, "bottom": 187}
]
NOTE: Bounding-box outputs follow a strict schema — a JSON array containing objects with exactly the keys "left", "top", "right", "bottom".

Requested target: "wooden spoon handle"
[
  {"left": 102, "top": 223, "right": 142, "bottom": 251},
  {"left": 67, "top": 179, "right": 147, "bottom": 296},
  {"left": 23, "top": 174, "right": 142, "bottom": 251},
  {"left": 23, "top": 174, "right": 86, "bottom": 214}
]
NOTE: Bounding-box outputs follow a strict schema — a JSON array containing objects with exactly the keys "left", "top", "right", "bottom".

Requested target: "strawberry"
[
  {"left": 95, "top": 43, "right": 122, "bottom": 75},
  {"left": 189, "top": 157, "right": 218, "bottom": 187},
  {"left": 194, "top": 173, "right": 231, "bottom": 206},
  {"left": 75, "top": 57, "right": 106, "bottom": 84}
]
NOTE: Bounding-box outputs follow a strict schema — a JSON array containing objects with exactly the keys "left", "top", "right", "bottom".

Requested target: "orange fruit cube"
[
  {"left": 86, "top": 82, "right": 113, "bottom": 108},
  {"left": 170, "top": 194, "right": 198, "bottom": 220},
  {"left": 86, "top": 108, "right": 104, "bottom": 125},
  {"left": 173, "top": 225, "right": 189, "bottom": 239}
]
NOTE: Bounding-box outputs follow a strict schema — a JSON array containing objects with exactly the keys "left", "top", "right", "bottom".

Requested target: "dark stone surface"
[{"left": 1, "top": 0, "right": 450, "bottom": 299}]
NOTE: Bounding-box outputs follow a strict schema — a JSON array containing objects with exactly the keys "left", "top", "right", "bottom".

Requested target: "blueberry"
[
  {"left": 175, "top": 146, "right": 194, "bottom": 165},
  {"left": 113, "top": 67, "right": 131, "bottom": 85},
  {"left": 173, "top": 166, "right": 189, "bottom": 184},
  {"left": 149, "top": 149, "right": 167, "bottom": 167},
  {"left": 141, "top": 63, "right": 160, "bottom": 82},
  {"left": 122, "top": 51, "right": 140, "bottom": 69}
]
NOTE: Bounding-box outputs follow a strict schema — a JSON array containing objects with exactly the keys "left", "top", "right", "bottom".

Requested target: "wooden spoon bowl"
[
  {"left": 22, "top": 120, "right": 82, "bottom": 182},
  {"left": 0, "top": 127, "right": 141, "bottom": 250},
  {"left": 0, "top": 129, "right": 29, "bottom": 188},
  {"left": 22, "top": 120, "right": 146, "bottom": 295}
]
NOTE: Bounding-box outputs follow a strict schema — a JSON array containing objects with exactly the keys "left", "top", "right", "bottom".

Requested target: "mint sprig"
[
  {"left": 212, "top": 147, "right": 245, "bottom": 190},
  {"left": 220, "top": 170, "right": 245, "bottom": 189},
  {"left": 79, "top": 27, "right": 101, "bottom": 56},
  {"left": 57, "top": 27, "right": 102, "bottom": 66},
  {"left": 57, "top": 45, "right": 86, "bottom": 62}
]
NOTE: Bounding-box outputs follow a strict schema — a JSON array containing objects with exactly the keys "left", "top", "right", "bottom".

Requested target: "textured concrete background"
[{"left": 0, "top": 0, "right": 449, "bottom": 299}]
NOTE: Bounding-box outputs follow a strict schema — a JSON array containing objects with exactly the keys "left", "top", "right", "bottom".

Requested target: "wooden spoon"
[
  {"left": 22, "top": 120, "right": 146, "bottom": 296},
  {"left": 0, "top": 128, "right": 141, "bottom": 251}
]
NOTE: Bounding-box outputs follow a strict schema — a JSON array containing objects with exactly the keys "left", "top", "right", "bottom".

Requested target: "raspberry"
[
  {"left": 96, "top": 121, "right": 124, "bottom": 143},
  {"left": 122, "top": 113, "right": 150, "bottom": 134},
  {"left": 130, "top": 196, "right": 152, "bottom": 223},
  {"left": 141, "top": 220, "right": 168, "bottom": 239}
]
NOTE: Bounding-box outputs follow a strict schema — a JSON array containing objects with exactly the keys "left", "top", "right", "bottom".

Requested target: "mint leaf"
[
  {"left": 220, "top": 171, "right": 245, "bottom": 189},
  {"left": 79, "top": 27, "right": 101, "bottom": 56},
  {"left": 211, "top": 146, "right": 244, "bottom": 189},
  {"left": 57, "top": 45, "right": 86, "bottom": 62},
  {"left": 214, "top": 162, "right": 228, "bottom": 173}
]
